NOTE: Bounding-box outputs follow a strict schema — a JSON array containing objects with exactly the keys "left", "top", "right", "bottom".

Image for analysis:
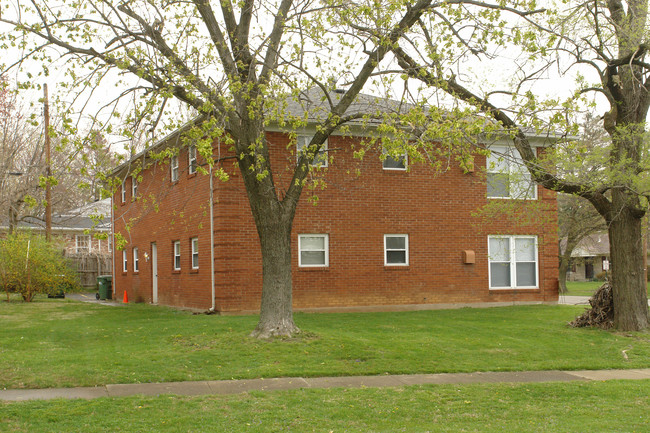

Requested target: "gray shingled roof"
[{"left": 0, "top": 199, "right": 111, "bottom": 232}]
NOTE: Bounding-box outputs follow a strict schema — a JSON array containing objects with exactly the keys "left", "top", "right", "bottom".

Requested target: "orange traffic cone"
[{"left": 123, "top": 290, "right": 129, "bottom": 303}]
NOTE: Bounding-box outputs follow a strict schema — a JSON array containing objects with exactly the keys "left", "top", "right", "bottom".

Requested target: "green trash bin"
[{"left": 97, "top": 275, "right": 113, "bottom": 300}]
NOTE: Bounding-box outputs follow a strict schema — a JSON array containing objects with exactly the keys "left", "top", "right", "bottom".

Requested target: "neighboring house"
[
  {"left": 0, "top": 199, "right": 113, "bottom": 288},
  {"left": 110, "top": 91, "right": 559, "bottom": 311},
  {"left": 566, "top": 233, "right": 610, "bottom": 281}
]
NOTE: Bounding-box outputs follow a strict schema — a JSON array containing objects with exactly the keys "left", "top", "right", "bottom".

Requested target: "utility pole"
[{"left": 44, "top": 84, "right": 52, "bottom": 242}]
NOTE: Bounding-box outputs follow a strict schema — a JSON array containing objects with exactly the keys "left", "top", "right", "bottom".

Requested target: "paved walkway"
[
  {"left": 68, "top": 292, "right": 594, "bottom": 307},
  {"left": 2, "top": 369, "right": 650, "bottom": 402}
]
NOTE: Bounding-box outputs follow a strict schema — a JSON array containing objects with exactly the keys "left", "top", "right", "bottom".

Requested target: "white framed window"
[
  {"left": 191, "top": 237, "right": 199, "bottom": 269},
  {"left": 188, "top": 145, "right": 197, "bottom": 175},
  {"left": 173, "top": 240, "right": 181, "bottom": 270},
  {"left": 131, "top": 176, "right": 138, "bottom": 199},
  {"left": 122, "top": 250, "right": 128, "bottom": 273},
  {"left": 75, "top": 235, "right": 91, "bottom": 253},
  {"left": 297, "top": 135, "right": 328, "bottom": 167},
  {"left": 488, "top": 236, "right": 538, "bottom": 289},
  {"left": 120, "top": 183, "right": 126, "bottom": 203},
  {"left": 298, "top": 234, "right": 329, "bottom": 267},
  {"left": 171, "top": 155, "right": 179, "bottom": 182},
  {"left": 133, "top": 247, "right": 139, "bottom": 273},
  {"left": 486, "top": 146, "right": 537, "bottom": 199},
  {"left": 384, "top": 234, "right": 409, "bottom": 266},
  {"left": 382, "top": 147, "right": 407, "bottom": 170}
]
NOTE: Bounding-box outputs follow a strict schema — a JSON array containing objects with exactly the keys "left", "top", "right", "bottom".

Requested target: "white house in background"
[{"left": 567, "top": 233, "right": 610, "bottom": 281}]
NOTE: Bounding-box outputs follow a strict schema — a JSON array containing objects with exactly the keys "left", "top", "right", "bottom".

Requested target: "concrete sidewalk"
[{"left": 3, "top": 369, "right": 650, "bottom": 402}]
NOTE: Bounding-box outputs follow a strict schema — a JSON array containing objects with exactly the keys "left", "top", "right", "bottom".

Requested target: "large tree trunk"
[
  {"left": 249, "top": 218, "right": 299, "bottom": 338},
  {"left": 608, "top": 191, "right": 649, "bottom": 331},
  {"left": 233, "top": 117, "right": 302, "bottom": 339}
]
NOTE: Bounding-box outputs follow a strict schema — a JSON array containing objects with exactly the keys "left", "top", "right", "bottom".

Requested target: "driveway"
[{"left": 66, "top": 292, "right": 123, "bottom": 306}]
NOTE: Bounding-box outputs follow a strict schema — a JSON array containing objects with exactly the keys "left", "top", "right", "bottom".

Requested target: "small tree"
[
  {"left": 0, "top": 232, "right": 80, "bottom": 302},
  {"left": 558, "top": 193, "right": 607, "bottom": 292}
]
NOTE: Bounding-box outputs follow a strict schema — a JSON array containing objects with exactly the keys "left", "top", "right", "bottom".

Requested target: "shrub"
[
  {"left": 595, "top": 271, "right": 608, "bottom": 281},
  {"left": 0, "top": 232, "right": 80, "bottom": 302}
]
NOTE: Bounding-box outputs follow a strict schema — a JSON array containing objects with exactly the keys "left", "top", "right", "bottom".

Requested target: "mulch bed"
[{"left": 569, "top": 281, "right": 614, "bottom": 329}]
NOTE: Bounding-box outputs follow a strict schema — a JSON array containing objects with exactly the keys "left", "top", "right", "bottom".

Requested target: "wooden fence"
[{"left": 65, "top": 253, "right": 112, "bottom": 290}]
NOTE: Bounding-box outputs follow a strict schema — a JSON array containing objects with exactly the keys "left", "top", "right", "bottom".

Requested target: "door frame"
[{"left": 151, "top": 242, "right": 158, "bottom": 304}]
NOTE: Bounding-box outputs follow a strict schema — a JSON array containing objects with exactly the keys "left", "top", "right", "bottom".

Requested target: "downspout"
[
  {"left": 209, "top": 164, "right": 216, "bottom": 312},
  {"left": 111, "top": 196, "right": 115, "bottom": 298}
]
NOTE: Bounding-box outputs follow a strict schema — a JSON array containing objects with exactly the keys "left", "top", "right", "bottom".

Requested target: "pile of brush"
[{"left": 569, "top": 281, "right": 614, "bottom": 329}]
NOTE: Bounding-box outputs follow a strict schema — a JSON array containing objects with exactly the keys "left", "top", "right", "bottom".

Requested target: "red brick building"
[{"left": 111, "top": 107, "right": 559, "bottom": 312}]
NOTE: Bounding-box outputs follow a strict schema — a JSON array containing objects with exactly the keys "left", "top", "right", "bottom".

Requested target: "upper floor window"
[
  {"left": 486, "top": 146, "right": 537, "bottom": 199},
  {"left": 120, "top": 183, "right": 126, "bottom": 203},
  {"left": 297, "top": 135, "right": 328, "bottom": 167},
  {"left": 131, "top": 176, "right": 138, "bottom": 199},
  {"left": 171, "top": 155, "right": 179, "bottom": 182},
  {"left": 188, "top": 145, "right": 197, "bottom": 175},
  {"left": 298, "top": 234, "right": 329, "bottom": 267},
  {"left": 382, "top": 148, "right": 407, "bottom": 170},
  {"left": 384, "top": 234, "right": 409, "bottom": 266},
  {"left": 191, "top": 237, "right": 199, "bottom": 269},
  {"left": 488, "top": 236, "right": 538, "bottom": 289}
]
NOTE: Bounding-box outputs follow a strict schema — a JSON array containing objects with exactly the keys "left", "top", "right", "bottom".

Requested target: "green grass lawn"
[
  {"left": 565, "top": 280, "right": 650, "bottom": 296},
  {"left": 2, "top": 380, "right": 649, "bottom": 432},
  {"left": 2, "top": 297, "right": 650, "bottom": 390}
]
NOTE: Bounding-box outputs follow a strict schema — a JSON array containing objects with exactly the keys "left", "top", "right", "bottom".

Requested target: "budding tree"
[{"left": 381, "top": 0, "right": 650, "bottom": 329}]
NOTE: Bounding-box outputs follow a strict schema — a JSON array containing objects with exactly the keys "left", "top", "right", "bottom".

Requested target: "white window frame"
[
  {"left": 298, "top": 234, "right": 329, "bottom": 267},
  {"left": 486, "top": 145, "right": 537, "bottom": 200},
  {"left": 296, "top": 135, "right": 328, "bottom": 167},
  {"left": 120, "top": 183, "right": 126, "bottom": 203},
  {"left": 384, "top": 234, "right": 409, "bottom": 266},
  {"left": 382, "top": 147, "right": 408, "bottom": 171},
  {"left": 131, "top": 176, "right": 138, "bottom": 199},
  {"left": 488, "top": 235, "right": 539, "bottom": 290},
  {"left": 122, "top": 250, "right": 128, "bottom": 273},
  {"left": 133, "top": 247, "right": 139, "bottom": 273},
  {"left": 191, "top": 237, "right": 199, "bottom": 269},
  {"left": 171, "top": 155, "right": 179, "bottom": 182},
  {"left": 75, "top": 235, "right": 91, "bottom": 254},
  {"left": 173, "top": 240, "right": 181, "bottom": 270},
  {"left": 188, "top": 145, "right": 197, "bottom": 175}
]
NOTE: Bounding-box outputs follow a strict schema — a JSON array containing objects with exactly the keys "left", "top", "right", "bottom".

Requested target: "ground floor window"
[
  {"left": 122, "top": 250, "right": 128, "bottom": 273},
  {"left": 488, "top": 236, "right": 538, "bottom": 289},
  {"left": 298, "top": 234, "right": 329, "bottom": 267},
  {"left": 384, "top": 234, "right": 409, "bottom": 266},
  {"left": 191, "top": 237, "right": 199, "bottom": 269},
  {"left": 173, "top": 240, "right": 181, "bottom": 270},
  {"left": 133, "top": 247, "right": 139, "bottom": 273},
  {"left": 75, "top": 235, "right": 90, "bottom": 253}
]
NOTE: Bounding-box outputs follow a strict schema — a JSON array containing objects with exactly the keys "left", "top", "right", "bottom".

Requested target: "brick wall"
[{"left": 113, "top": 131, "right": 558, "bottom": 311}]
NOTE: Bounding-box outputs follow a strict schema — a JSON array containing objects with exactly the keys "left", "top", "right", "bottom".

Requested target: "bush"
[
  {"left": 0, "top": 232, "right": 80, "bottom": 302},
  {"left": 595, "top": 271, "right": 608, "bottom": 281}
]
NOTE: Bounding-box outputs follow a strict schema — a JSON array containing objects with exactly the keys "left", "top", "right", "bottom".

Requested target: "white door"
[{"left": 151, "top": 242, "right": 158, "bottom": 304}]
